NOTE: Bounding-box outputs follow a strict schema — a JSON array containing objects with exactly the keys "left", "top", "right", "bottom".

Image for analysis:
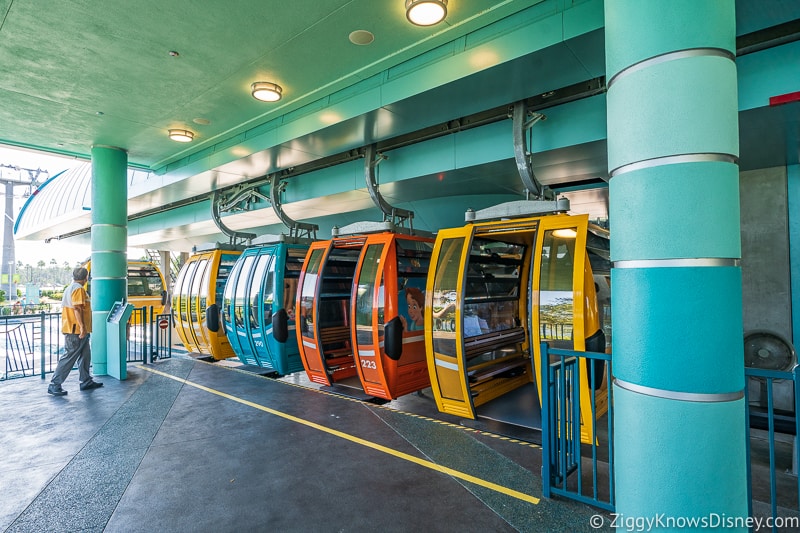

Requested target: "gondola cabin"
[
  {"left": 425, "top": 207, "right": 607, "bottom": 442},
  {"left": 222, "top": 240, "right": 309, "bottom": 375},
  {"left": 296, "top": 229, "right": 434, "bottom": 400},
  {"left": 85, "top": 259, "right": 168, "bottom": 323},
  {"left": 172, "top": 245, "right": 242, "bottom": 360}
]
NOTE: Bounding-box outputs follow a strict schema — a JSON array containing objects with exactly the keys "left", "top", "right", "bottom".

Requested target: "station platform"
[{"left": 0, "top": 355, "right": 608, "bottom": 532}]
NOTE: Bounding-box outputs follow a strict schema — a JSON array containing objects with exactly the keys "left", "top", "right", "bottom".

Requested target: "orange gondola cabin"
[{"left": 296, "top": 224, "right": 434, "bottom": 400}]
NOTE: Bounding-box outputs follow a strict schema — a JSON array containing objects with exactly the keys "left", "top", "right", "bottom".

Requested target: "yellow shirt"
[{"left": 61, "top": 282, "right": 92, "bottom": 334}]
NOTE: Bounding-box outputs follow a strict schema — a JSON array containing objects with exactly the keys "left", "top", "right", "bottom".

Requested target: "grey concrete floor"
[{"left": 0, "top": 355, "right": 611, "bottom": 533}]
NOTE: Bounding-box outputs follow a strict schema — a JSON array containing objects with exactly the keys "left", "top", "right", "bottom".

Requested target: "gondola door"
[
  {"left": 276, "top": 245, "right": 307, "bottom": 375},
  {"left": 530, "top": 213, "right": 606, "bottom": 442},
  {"left": 297, "top": 240, "right": 362, "bottom": 386},
  {"left": 210, "top": 251, "right": 241, "bottom": 360},
  {"left": 297, "top": 243, "right": 332, "bottom": 384},
  {"left": 174, "top": 260, "right": 202, "bottom": 353},
  {"left": 425, "top": 226, "right": 474, "bottom": 418},
  {"left": 189, "top": 258, "right": 210, "bottom": 353},
  {"left": 352, "top": 238, "right": 389, "bottom": 396},
  {"left": 248, "top": 250, "right": 274, "bottom": 367},
  {"left": 353, "top": 235, "right": 433, "bottom": 399},
  {"left": 222, "top": 254, "right": 251, "bottom": 364}
]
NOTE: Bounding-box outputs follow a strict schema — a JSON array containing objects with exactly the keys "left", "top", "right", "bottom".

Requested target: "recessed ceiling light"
[
  {"left": 193, "top": 118, "right": 211, "bottom": 125},
  {"left": 169, "top": 50, "right": 180, "bottom": 57},
  {"left": 251, "top": 81, "right": 283, "bottom": 102},
  {"left": 168, "top": 129, "right": 194, "bottom": 142},
  {"left": 349, "top": 30, "right": 374, "bottom": 45}
]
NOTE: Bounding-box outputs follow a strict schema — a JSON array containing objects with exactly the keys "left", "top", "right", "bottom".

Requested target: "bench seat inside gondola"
[
  {"left": 465, "top": 327, "right": 528, "bottom": 385},
  {"left": 320, "top": 325, "right": 353, "bottom": 359}
]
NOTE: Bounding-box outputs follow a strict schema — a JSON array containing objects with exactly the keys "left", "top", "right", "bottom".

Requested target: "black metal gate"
[{"left": 127, "top": 307, "right": 172, "bottom": 363}]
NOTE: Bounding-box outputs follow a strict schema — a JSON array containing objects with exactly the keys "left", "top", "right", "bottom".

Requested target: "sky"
[{"left": 0, "top": 145, "right": 145, "bottom": 267}]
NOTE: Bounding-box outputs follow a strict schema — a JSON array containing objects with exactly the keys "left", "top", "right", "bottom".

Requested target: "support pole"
[
  {"left": 90, "top": 145, "right": 128, "bottom": 377},
  {"left": 2, "top": 182, "right": 15, "bottom": 301},
  {"left": 605, "top": 0, "right": 748, "bottom": 521}
]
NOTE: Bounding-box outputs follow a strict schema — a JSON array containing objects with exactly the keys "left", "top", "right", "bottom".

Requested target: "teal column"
[
  {"left": 90, "top": 145, "right": 128, "bottom": 377},
  {"left": 605, "top": 0, "right": 748, "bottom": 526},
  {"left": 789, "top": 165, "right": 800, "bottom": 345}
]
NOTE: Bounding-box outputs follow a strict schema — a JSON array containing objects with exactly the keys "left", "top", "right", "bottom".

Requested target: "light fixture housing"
[
  {"left": 552, "top": 228, "right": 578, "bottom": 239},
  {"left": 251, "top": 81, "right": 283, "bottom": 102},
  {"left": 405, "top": 0, "right": 447, "bottom": 26},
  {"left": 168, "top": 129, "right": 194, "bottom": 143}
]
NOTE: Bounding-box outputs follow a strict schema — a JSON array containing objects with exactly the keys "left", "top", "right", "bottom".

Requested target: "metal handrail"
[
  {"left": 744, "top": 364, "right": 800, "bottom": 531},
  {"left": 541, "top": 342, "right": 614, "bottom": 511}
]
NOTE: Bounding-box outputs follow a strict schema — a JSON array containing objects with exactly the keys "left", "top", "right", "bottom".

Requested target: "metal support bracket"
[
  {"left": 364, "top": 143, "right": 414, "bottom": 231},
  {"left": 211, "top": 188, "right": 257, "bottom": 246},
  {"left": 269, "top": 174, "right": 318, "bottom": 240},
  {"left": 512, "top": 101, "right": 553, "bottom": 200}
]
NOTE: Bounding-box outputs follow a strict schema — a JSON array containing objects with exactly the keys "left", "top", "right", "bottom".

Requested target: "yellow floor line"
[
  {"left": 139, "top": 365, "right": 540, "bottom": 505},
  {"left": 194, "top": 357, "right": 541, "bottom": 450}
]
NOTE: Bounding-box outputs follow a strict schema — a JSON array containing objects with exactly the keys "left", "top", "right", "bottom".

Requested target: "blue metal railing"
[
  {"left": 127, "top": 306, "right": 150, "bottom": 362},
  {"left": 540, "top": 345, "right": 800, "bottom": 523},
  {"left": 126, "top": 307, "right": 172, "bottom": 362},
  {"left": 153, "top": 313, "right": 173, "bottom": 362},
  {"left": 1, "top": 308, "right": 171, "bottom": 380},
  {"left": 1, "top": 312, "right": 62, "bottom": 380},
  {"left": 744, "top": 365, "right": 800, "bottom": 531},
  {"left": 541, "top": 342, "right": 614, "bottom": 511}
]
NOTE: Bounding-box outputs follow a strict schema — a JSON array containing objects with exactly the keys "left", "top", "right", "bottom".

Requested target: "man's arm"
[{"left": 73, "top": 303, "right": 87, "bottom": 338}]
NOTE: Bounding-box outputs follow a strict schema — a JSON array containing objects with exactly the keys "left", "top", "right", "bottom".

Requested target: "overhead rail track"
[{"left": 44, "top": 76, "right": 606, "bottom": 242}]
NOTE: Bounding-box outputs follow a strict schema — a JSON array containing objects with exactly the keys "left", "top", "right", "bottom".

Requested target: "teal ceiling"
[
  {"left": 5, "top": 0, "right": 800, "bottom": 250},
  {"left": 0, "top": 0, "right": 542, "bottom": 167}
]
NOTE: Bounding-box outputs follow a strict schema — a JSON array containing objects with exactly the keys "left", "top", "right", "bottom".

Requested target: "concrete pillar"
[
  {"left": 2, "top": 182, "right": 16, "bottom": 301},
  {"left": 605, "top": 0, "right": 748, "bottom": 524},
  {"left": 90, "top": 145, "right": 128, "bottom": 376}
]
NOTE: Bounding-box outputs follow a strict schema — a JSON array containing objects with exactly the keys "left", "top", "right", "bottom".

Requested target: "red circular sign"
[{"left": 158, "top": 318, "right": 170, "bottom": 330}]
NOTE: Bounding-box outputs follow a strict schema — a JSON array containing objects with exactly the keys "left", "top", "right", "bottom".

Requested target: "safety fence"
[
  {"left": 744, "top": 365, "right": 800, "bottom": 531},
  {"left": 540, "top": 342, "right": 614, "bottom": 511},
  {"left": 540, "top": 344, "right": 800, "bottom": 531},
  {"left": 127, "top": 308, "right": 173, "bottom": 363},
  {"left": 0, "top": 312, "right": 62, "bottom": 380},
  {"left": 1, "top": 307, "right": 171, "bottom": 381}
]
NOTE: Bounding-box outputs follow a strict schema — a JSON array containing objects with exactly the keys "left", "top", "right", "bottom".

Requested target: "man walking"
[{"left": 47, "top": 267, "right": 103, "bottom": 395}]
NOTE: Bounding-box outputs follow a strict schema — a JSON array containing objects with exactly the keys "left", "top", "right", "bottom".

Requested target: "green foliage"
[{"left": 41, "top": 289, "right": 64, "bottom": 300}]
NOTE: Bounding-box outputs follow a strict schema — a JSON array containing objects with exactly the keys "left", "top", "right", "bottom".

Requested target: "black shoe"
[
  {"left": 48, "top": 384, "right": 67, "bottom": 396},
  {"left": 80, "top": 380, "right": 103, "bottom": 391}
]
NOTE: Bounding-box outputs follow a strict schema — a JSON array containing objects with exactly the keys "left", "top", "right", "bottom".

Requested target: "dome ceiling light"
[
  {"left": 251, "top": 81, "right": 283, "bottom": 102},
  {"left": 168, "top": 129, "right": 194, "bottom": 142},
  {"left": 405, "top": 0, "right": 447, "bottom": 26}
]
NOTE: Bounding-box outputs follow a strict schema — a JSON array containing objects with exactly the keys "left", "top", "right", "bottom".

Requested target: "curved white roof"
[{"left": 14, "top": 162, "right": 152, "bottom": 241}]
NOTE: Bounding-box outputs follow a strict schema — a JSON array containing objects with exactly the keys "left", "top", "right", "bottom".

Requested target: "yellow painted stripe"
[
  {"left": 139, "top": 365, "right": 540, "bottom": 505},
  {"left": 196, "top": 357, "right": 542, "bottom": 450}
]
